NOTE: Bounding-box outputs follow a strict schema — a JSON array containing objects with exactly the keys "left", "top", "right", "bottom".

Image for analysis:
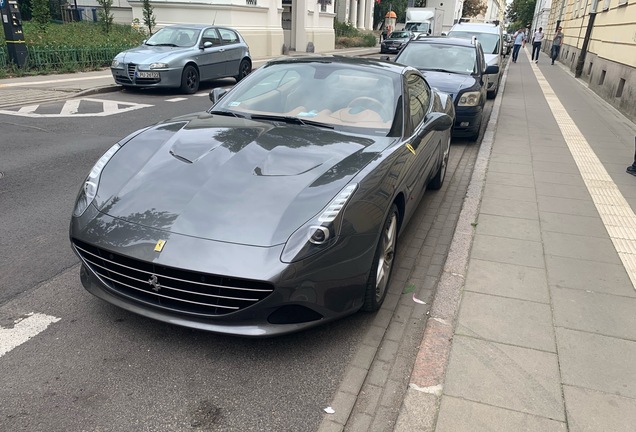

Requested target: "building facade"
[
  {"left": 532, "top": 0, "right": 552, "bottom": 31},
  {"left": 543, "top": 0, "right": 635, "bottom": 121},
  {"left": 74, "top": 0, "right": 338, "bottom": 58}
]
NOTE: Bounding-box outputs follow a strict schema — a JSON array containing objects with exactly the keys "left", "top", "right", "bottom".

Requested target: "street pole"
[{"left": 575, "top": 0, "right": 599, "bottom": 78}]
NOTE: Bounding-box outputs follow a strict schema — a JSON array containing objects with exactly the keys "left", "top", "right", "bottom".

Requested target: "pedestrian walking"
[
  {"left": 532, "top": 27, "right": 544, "bottom": 63},
  {"left": 511, "top": 28, "right": 525, "bottom": 63},
  {"left": 627, "top": 138, "right": 636, "bottom": 176},
  {"left": 551, "top": 26, "right": 564, "bottom": 65}
]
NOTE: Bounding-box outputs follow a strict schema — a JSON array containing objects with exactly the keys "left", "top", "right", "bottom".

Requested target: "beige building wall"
[
  {"left": 546, "top": 0, "right": 636, "bottom": 121},
  {"left": 122, "top": 0, "right": 335, "bottom": 58}
]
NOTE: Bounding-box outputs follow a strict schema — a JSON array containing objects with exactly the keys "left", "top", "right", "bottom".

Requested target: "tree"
[
  {"left": 462, "top": 0, "right": 487, "bottom": 18},
  {"left": 97, "top": 0, "right": 114, "bottom": 34},
  {"left": 506, "top": 0, "right": 536, "bottom": 32},
  {"left": 142, "top": 0, "right": 156, "bottom": 35},
  {"left": 30, "top": 0, "right": 50, "bottom": 31}
]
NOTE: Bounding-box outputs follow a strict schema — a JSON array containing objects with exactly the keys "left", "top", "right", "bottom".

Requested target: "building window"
[
  {"left": 616, "top": 78, "right": 625, "bottom": 98},
  {"left": 587, "top": 62, "right": 593, "bottom": 75},
  {"left": 599, "top": 70, "right": 606, "bottom": 85},
  {"left": 318, "top": 0, "right": 331, "bottom": 12},
  {"left": 602, "top": 0, "right": 611, "bottom": 10},
  {"left": 618, "top": 0, "right": 627, "bottom": 5},
  {"left": 246, "top": 0, "right": 257, "bottom": 4}
]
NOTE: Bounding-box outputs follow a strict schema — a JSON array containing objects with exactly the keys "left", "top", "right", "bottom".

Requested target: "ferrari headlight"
[
  {"left": 73, "top": 143, "right": 121, "bottom": 217},
  {"left": 111, "top": 59, "right": 122, "bottom": 69},
  {"left": 458, "top": 91, "right": 480, "bottom": 107},
  {"left": 281, "top": 184, "right": 358, "bottom": 263},
  {"left": 149, "top": 62, "right": 169, "bottom": 69}
]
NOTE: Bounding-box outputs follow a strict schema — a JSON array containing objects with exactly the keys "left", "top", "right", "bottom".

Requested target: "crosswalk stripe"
[
  {"left": 18, "top": 105, "right": 38, "bottom": 114},
  {"left": 166, "top": 97, "right": 187, "bottom": 102}
]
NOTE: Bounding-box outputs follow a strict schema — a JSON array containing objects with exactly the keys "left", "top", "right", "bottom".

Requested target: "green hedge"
[{"left": 0, "top": 21, "right": 145, "bottom": 74}]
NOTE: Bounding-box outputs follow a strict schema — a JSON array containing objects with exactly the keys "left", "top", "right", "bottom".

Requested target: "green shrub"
[
  {"left": 334, "top": 19, "right": 378, "bottom": 48},
  {"left": 0, "top": 21, "right": 145, "bottom": 74}
]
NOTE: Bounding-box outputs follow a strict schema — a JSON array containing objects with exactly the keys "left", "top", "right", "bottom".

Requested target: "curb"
[
  {"left": 75, "top": 85, "right": 122, "bottom": 98},
  {"left": 393, "top": 57, "right": 512, "bottom": 431}
]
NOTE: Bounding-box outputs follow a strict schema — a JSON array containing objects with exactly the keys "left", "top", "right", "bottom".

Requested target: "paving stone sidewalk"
[{"left": 398, "top": 46, "right": 636, "bottom": 432}]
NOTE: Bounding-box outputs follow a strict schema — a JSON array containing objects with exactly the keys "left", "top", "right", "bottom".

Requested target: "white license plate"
[{"left": 137, "top": 71, "right": 160, "bottom": 78}]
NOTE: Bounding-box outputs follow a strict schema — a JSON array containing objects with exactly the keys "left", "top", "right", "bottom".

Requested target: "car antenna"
[{"left": 212, "top": 12, "right": 217, "bottom": 25}]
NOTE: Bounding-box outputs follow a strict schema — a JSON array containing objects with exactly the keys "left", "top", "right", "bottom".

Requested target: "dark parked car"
[
  {"left": 70, "top": 56, "right": 454, "bottom": 336},
  {"left": 391, "top": 37, "right": 499, "bottom": 140},
  {"left": 380, "top": 31, "right": 414, "bottom": 53},
  {"left": 110, "top": 24, "right": 252, "bottom": 94}
]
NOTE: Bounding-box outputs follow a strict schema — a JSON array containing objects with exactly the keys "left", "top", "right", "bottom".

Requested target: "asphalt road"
[{"left": 0, "top": 76, "right": 493, "bottom": 431}]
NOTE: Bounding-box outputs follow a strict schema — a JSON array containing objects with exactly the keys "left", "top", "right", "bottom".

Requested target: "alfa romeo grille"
[
  {"left": 127, "top": 63, "right": 136, "bottom": 81},
  {"left": 72, "top": 239, "right": 274, "bottom": 317}
]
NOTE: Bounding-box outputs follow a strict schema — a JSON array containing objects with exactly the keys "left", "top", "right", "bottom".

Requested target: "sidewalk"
[{"left": 396, "top": 46, "right": 636, "bottom": 431}]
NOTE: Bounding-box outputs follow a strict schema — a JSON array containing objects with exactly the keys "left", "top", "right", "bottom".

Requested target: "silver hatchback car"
[{"left": 111, "top": 25, "right": 252, "bottom": 94}]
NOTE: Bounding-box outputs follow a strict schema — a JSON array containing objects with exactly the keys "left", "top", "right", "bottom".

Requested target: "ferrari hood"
[
  {"left": 419, "top": 71, "right": 477, "bottom": 100},
  {"left": 94, "top": 113, "right": 388, "bottom": 247}
]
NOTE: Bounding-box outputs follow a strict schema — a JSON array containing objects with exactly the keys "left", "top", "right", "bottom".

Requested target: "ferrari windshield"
[
  {"left": 397, "top": 43, "right": 477, "bottom": 75},
  {"left": 145, "top": 27, "right": 201, "bottom": 48},
  {"left": 214, "top": 62, "right": 400, "bottom": 133}
]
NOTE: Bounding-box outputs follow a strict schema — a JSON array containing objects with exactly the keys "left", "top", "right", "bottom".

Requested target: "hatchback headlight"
[
  {"left": 73, "top": 143, "right": 121, "bottom": 217},
  {"left": 458, "top": 91, "right": 480, "bottom": 107},
  {"left": 149, "top": 62, "right": 169, "bottom": 69},
  {"left": 111, "top": 59, "right": 122, "bottom": 69},
  {"left": 281, "top": 184, "right": 358, "bottom": 263}
]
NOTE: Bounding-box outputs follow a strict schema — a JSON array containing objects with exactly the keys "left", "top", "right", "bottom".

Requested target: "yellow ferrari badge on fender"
[
  {"left": 405, "top": 143, "right": 416, "bottom": 155},
  {"left": 154, "top": 239, "right": 166, "bottom": 252}
]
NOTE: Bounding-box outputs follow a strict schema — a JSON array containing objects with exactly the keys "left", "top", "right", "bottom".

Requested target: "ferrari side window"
[{"left": 406, "top": 74, "right": 430, "bottom": 133}]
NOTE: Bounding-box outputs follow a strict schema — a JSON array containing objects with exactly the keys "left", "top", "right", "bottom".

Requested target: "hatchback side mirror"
[
  {"left": 484, "top": 65, "right": 500, "bottom": 75},
  {"left": 380, "top": 55, "right": 392, "bottom": 62},
  {"left": 202, "top": 41, "right": 213, "bottom": 49},
  {"left": 209, "top": 87, "right": 228, "bottom": 103}
]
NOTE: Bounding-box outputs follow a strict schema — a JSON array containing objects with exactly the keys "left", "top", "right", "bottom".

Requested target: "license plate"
[{"left": 137, "top": 71, "right": 159, "bottom": 78}]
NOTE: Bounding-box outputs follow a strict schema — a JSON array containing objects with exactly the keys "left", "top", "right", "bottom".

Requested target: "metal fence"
[{"left": 0, "top": 45, "right": 133, "bottom": 71}]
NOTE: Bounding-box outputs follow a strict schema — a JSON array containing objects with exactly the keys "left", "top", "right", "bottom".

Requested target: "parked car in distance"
[
  {"left": 390, "top": 36, "right": 498, "bottom": 141},
  {"left": 447, "top": 21, "right": 503, "bottom": 99},
  {"left": 110, "top": 24, "right": 252, "bottom": 94},
  {"left": 503, "top": 33, "right": 513, "bottom": 56},
  {"left": 380, "top": 31, "right": 414, "bottom": 54},
  {"left": 70, "top": 56, "right": 455, "bottom": 337}
]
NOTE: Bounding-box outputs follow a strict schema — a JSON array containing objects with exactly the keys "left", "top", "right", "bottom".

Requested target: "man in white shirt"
[{"left": 532, "top": 27, "right": 544, "bottom": 63}]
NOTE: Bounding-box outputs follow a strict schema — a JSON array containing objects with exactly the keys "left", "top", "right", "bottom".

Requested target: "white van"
[{"left": 447, "top": 22, "right": 503, "bottom": 99}]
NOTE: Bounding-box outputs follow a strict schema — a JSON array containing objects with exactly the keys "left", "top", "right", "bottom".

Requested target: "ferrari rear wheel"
[
  {"left": 362, "top": 204, "right": 399, "bottom": 312},
  {"left": 429, "top": 136, "right": 450, "bottom": 190}
]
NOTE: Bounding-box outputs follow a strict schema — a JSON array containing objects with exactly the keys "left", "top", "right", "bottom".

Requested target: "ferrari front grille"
[{"left": 72, "top": 239, "right": 274, "bottom": 317}]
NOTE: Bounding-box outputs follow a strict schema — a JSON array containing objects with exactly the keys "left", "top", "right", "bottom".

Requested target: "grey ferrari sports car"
[{"left": 70, "top": 56, "right": 454, "bottom": 336}]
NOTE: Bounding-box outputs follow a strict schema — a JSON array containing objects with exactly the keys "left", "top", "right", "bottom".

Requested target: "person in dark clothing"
[
  {"left": 551, "top": 26, "right": 564, "bottom": 65},
  {"left": 627, "top": 138, "right": 636, "bottom": 176}
]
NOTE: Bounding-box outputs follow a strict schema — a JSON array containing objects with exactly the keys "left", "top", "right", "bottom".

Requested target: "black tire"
[
  {"left": 235, "top": 59, "right": 252, "bottom": 82},
  {"left": 362, "top": 204, "right": 399, "bottom": 312},
  {"left": 429, "top": 136, "right": 450, "bottom": 189},
  {"left": 487, "top": 77, "right": 500, "bottom": 99},
  {"left": 180, "top": 65, "right": 199, "bottom": 94}
]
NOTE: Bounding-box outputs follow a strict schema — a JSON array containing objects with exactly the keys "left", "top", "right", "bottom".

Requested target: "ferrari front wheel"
[{"left": 362, "top": 204, "right": 399, "bottom": 312}]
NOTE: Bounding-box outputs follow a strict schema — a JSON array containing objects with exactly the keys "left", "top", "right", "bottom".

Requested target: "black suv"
[{"left": 389, "top": 36, "right": 499, "bottom": 140}]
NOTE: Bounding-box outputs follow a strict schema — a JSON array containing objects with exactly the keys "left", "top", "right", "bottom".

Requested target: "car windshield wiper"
[
  {"left": 208, "top": 109, "right": 246, "bottom": 118},
  {"left": 147, "top": 43, "right": 178, "bottom": 47},
  {"left": 249, "top": 114, "right": 334, "bottom": 129},
  {"left": 425, "top": 68, "right": 457, "bottom": 74}
]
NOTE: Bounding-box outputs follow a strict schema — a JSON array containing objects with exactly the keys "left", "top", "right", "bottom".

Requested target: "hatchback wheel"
[
  {"left": 235, "top": 59, "right": 251, "bottom": 82},
  {"left": 180, "top": 65, "right": 199, "bottom": 94},
  {"left": 429, "top": 136, "right": 450, "bottom": 189}
]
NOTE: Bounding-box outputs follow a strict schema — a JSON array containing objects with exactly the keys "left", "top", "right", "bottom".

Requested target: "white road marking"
[
  {"left": 0, "top": 74, "right": 112, "bottom": 88},
  {"left": 527, "top": 49, "right": 636, "bottom": 290},
  {"left": 194, "top": 92, "right": 209, "bottom": 97},
  {"left": 165, "top": 97, "right": 188, "bottom": 102},
  {"left": 0, "top": 98, "right": 153, "bottom": 118},
  {"left": 0, "top": 313, "right": 61, "bottom": 358},
  {"left": 18, "top": 104, "right": 38, "bottom": 114},
  {"left": 60, "top": 99, "right": 81, "bottom": 116}
]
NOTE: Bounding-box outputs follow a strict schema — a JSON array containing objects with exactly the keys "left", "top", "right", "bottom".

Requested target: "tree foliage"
[
  {"left": 30, "top": 0, "right": 50, "bottom": 31},
  {"left": 142, "top": 0, "right": 156, "bottom": 35},
  {"left": 97, "top": 0, "right": 114, "bottom": 34},
  {"left": 462, "top": 0, "right": 487, "bottom": 18},
  {"left": 506, "top": 0, "right": 536, "bottom": 32}
]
